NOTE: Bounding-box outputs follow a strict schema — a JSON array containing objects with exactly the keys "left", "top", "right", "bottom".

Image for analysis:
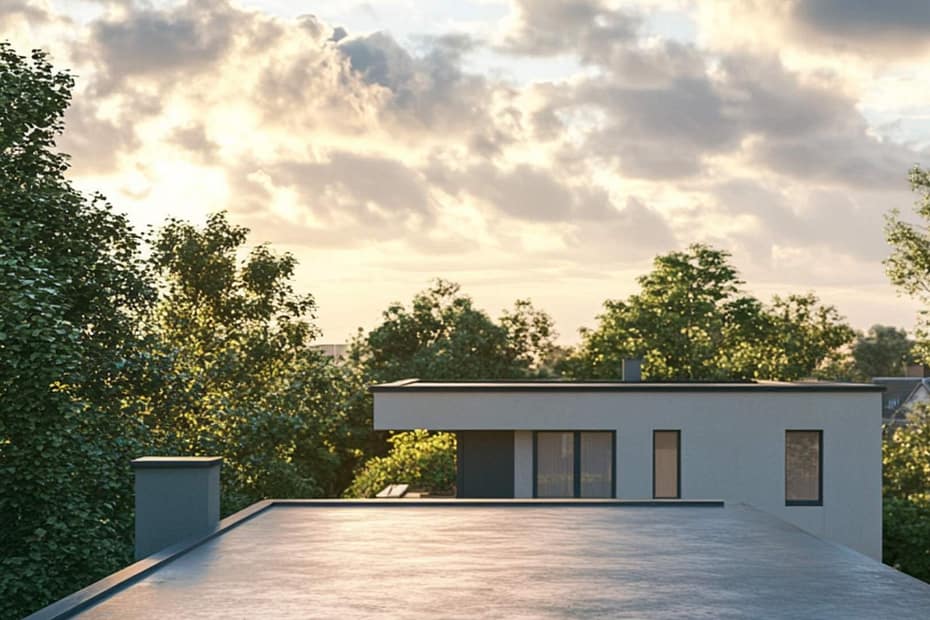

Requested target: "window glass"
[
  {"left": 536, "top": 432, "right": 574, "bottom": 497},
  {"left": 580, "top": 432, "right": 613, "bottom": 498},
  {"left": 786, "top": 431, "right": 821, "bottom": 504},
  {"left": 653, "top": 431, "right": 679, "bottom": 499}
]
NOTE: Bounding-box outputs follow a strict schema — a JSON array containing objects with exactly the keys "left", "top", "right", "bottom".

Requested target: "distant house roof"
[
  {"left": 370, "top": 378, "right": 885, "bottom": 393},
  {"left": 872, "top": 377, "right": 930, "bottom": 423},
  {"left": 30, "top": 501, "right": 930, "bottom": 619}
]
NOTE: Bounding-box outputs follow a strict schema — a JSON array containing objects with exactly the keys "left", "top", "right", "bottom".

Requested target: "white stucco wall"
[{"left": 374, "top": 390, "right": 883, "bottom": 559}]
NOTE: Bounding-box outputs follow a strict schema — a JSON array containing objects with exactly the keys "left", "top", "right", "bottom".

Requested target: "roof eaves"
[{"left": 370, "top": 381, "right": 885, "bottom": 393}]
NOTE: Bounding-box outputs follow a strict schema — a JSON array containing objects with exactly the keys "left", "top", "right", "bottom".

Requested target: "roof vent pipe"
[
  {"left": 131, "top": 456, "right": 222, "bottom": 560},
  {"left": 622, "top": 358, "right": 642, "bottom": 382}
]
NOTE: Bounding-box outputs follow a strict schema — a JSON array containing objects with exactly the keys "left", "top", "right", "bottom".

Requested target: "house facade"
[{"left": 372, "top": 378, "right": 884, "bottom": 559}]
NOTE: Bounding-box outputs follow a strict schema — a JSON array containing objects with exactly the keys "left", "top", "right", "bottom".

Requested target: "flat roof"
[
  {"left": 36, "top": 501, "right": 930, "bottom": 619},
  {"left": 371, "top": 378, "right": 885, "bottom": 393}
]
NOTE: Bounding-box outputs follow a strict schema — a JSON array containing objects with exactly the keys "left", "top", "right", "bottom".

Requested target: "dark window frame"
[
  {"left": 785, "top": 429, "right": 823, "bottom": 507},
  {"left": 532, "top": 430, "right": 616, "bottom": 499},
  {"left": 652, "top": 430, "right": 681, "bottom": 499}
]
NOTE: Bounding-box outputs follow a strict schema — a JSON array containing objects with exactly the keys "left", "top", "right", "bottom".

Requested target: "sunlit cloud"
[{"left": 1, "top": 0, "right": 927, "bottom": 341}]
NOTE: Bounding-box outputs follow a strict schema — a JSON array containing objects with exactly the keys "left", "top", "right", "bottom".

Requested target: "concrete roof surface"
[{"left": 75, "top": 503, "right": 929, "bottom": 619}]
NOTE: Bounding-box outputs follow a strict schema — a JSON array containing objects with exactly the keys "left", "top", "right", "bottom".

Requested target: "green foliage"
[
  {"left": 346, "top": 280, "right": 557, "bottom": 493},
  {"left": 883, "top": 406, "right": 930, "bottom": 500},
  {"left": 854, "top": 325, "right": 915, "bottom": 379},
  {"left": 562, "top": 244, "right": 853, "bottom": 380},
  {"left": 139, "top": 213, "right": 369, "bottom": 512},
  {"left": 885, "top": 166, "right": 930, "bottom": 365},
  {"left": 0, "top": 43, "right": 152, "bottom": 618},
  {"left": 344, "top": 431, "right": 456, "bottom": 498},
  {"left": 813, "top": 324, "right": 916, "bottom": 382},
  {"left": 883, "top": 496, "right": 930, "bottom": 581},
  {"left": 356, "top": 279, "right": 557, "bottom": 382},
  {"left": 883, "top": 405, "right": 930, "bottom": 580},
  {"left": 881, "top": 169, "right": 930, "bottom": 582}
]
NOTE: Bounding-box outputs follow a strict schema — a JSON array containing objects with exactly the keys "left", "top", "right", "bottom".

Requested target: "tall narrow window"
[
  {"left": 580, "top": 432, "right": 613, "bottom": 498},
  {"left": 786, "top": 430, "right": 822, "bottom": 506},
  {"left": 535, "top": 432, "right": 574, "bottom": 497},
  {"left": 534, "top": 431, "right": 615, "bottom": 498},
  {"left": 653, "top": 430, "right": 680, "bottom": 499}
]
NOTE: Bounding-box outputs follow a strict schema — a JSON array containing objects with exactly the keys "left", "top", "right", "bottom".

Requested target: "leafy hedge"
[
  {"left": 883, "top": 405, "right": 930, "bottom": 584},
  {"left": 883, "top": 495, "right": 930, "bottom": 581},
  {"left": 345, "top": 431, "right": 456, "bottom": 498}
]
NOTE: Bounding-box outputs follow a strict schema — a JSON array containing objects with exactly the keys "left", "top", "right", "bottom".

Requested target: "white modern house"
[{"left": 372, "top": 367, "right": 884, "bottom": 560}]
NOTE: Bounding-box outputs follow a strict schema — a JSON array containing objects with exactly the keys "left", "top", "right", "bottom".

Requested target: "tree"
[
  {"left": 882, "top": 404, "right": 930, "bottom": 581},
  {"left": 884, "top": 405, "right": 930, "bottom": 500},
  {"left": 562, "top": 245, "right": 853, "bottom": 381},
  {"left": 884, "top": 166, "right": 930, "bottom": 364},
  {"left": 344, "top": 430, "right": 456, "bottom": 498},
  {"left": 358, "top": 279, "right": 557, "bottom": 382},
  {"left": 811, "top": 325, "right": 916, "bottom": 382},
  {"left": 758, "top": 294, "right": 857, "bottom": 380},
  {"left": 885, "top": 166, "right": 930, "bottom": 366},
  {"left": 880, "top": 173, "right": 930, "bottom": 583},
  {"left": 0, "top": 43, "right": 153, "bottom": 618},
  {"left": 853, "top": 325, "right": 915, "bottom": 379},
  {"left": 139, "top": 213, "right": 368, "bottom": 511},
  {"left": 347, "top": 280, "right": 557, "bottom": 495}
]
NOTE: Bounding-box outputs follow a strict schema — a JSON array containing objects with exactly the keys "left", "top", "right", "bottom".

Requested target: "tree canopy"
[
  {"left": 0, "top": 43, "right": 152, "bottom": 617},
  {"left": 345, "top": 280, "right": 557, "bottom": 497},
  {"left": 883, "top": 404, "right": 930, "bottom": 581},
  {"left": 885, "top": 166, "right": 930, "bottom": 366},
  {"left": 878, "top": 165, "right": 930, "bottom": 582},
  {"left": 0, "top": 43, "right": 370, "bottom": 616},
  {"left": 853, "top": 325, "right": 915, "bottom": 379},
  {"left": 562, "top": 244, "right": 854, "bottom": 381},
  {"left": 139, "top": 212, "right": 370, "bottom": 508},
  {"left": 355, "top": 279, "right": 557, "bottom": 381}
]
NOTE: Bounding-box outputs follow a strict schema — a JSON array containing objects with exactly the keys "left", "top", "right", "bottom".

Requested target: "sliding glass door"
[{"left": 535, "top": 431, "right": 615, "bottom": 498}]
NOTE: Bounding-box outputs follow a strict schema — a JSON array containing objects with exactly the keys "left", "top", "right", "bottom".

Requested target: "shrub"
[
  {"left": 883, "top": 495, "right": 930, "bottom": 581},
  {"left": 345, "top": 430, "right": 456, "bottom": 498}
]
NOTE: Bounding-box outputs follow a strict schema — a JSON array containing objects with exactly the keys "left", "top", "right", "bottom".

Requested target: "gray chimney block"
[{"left": 131, "top": 456, "right": 222, "bottom": 560}]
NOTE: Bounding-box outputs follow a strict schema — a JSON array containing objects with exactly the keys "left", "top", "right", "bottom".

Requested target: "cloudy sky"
[{"left": 3, "top": 0, "right": 929, "bottom": 343}]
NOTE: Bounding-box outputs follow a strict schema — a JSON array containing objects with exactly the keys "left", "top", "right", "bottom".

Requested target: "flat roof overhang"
[
  {"left": 28, "top": 499, "right": 930, "bottom": 619},
  {"left": 370, "top": 379, "right": 886, "bottom": 393}
]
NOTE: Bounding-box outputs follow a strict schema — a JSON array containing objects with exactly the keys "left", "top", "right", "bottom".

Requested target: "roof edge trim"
[
  {"left": 370, "top": 382, "right": 885, "bottom": 393},
  {"left": 25, "top": 500, "right": 274, "bottom": 620}
]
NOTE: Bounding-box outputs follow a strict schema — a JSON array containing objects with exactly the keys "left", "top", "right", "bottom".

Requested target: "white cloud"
[{"left": 1, "top": 0, "right": 926, "bottom": 341}]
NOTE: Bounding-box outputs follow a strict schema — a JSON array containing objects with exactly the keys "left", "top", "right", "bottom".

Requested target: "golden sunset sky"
[{"left": 3, "top": 0, "right": 929, "bottom": 343}]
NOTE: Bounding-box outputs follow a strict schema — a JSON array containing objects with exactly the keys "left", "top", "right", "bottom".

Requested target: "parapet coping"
[{"left": 131, "top": 457, "right": 223, "bottom": 469}]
